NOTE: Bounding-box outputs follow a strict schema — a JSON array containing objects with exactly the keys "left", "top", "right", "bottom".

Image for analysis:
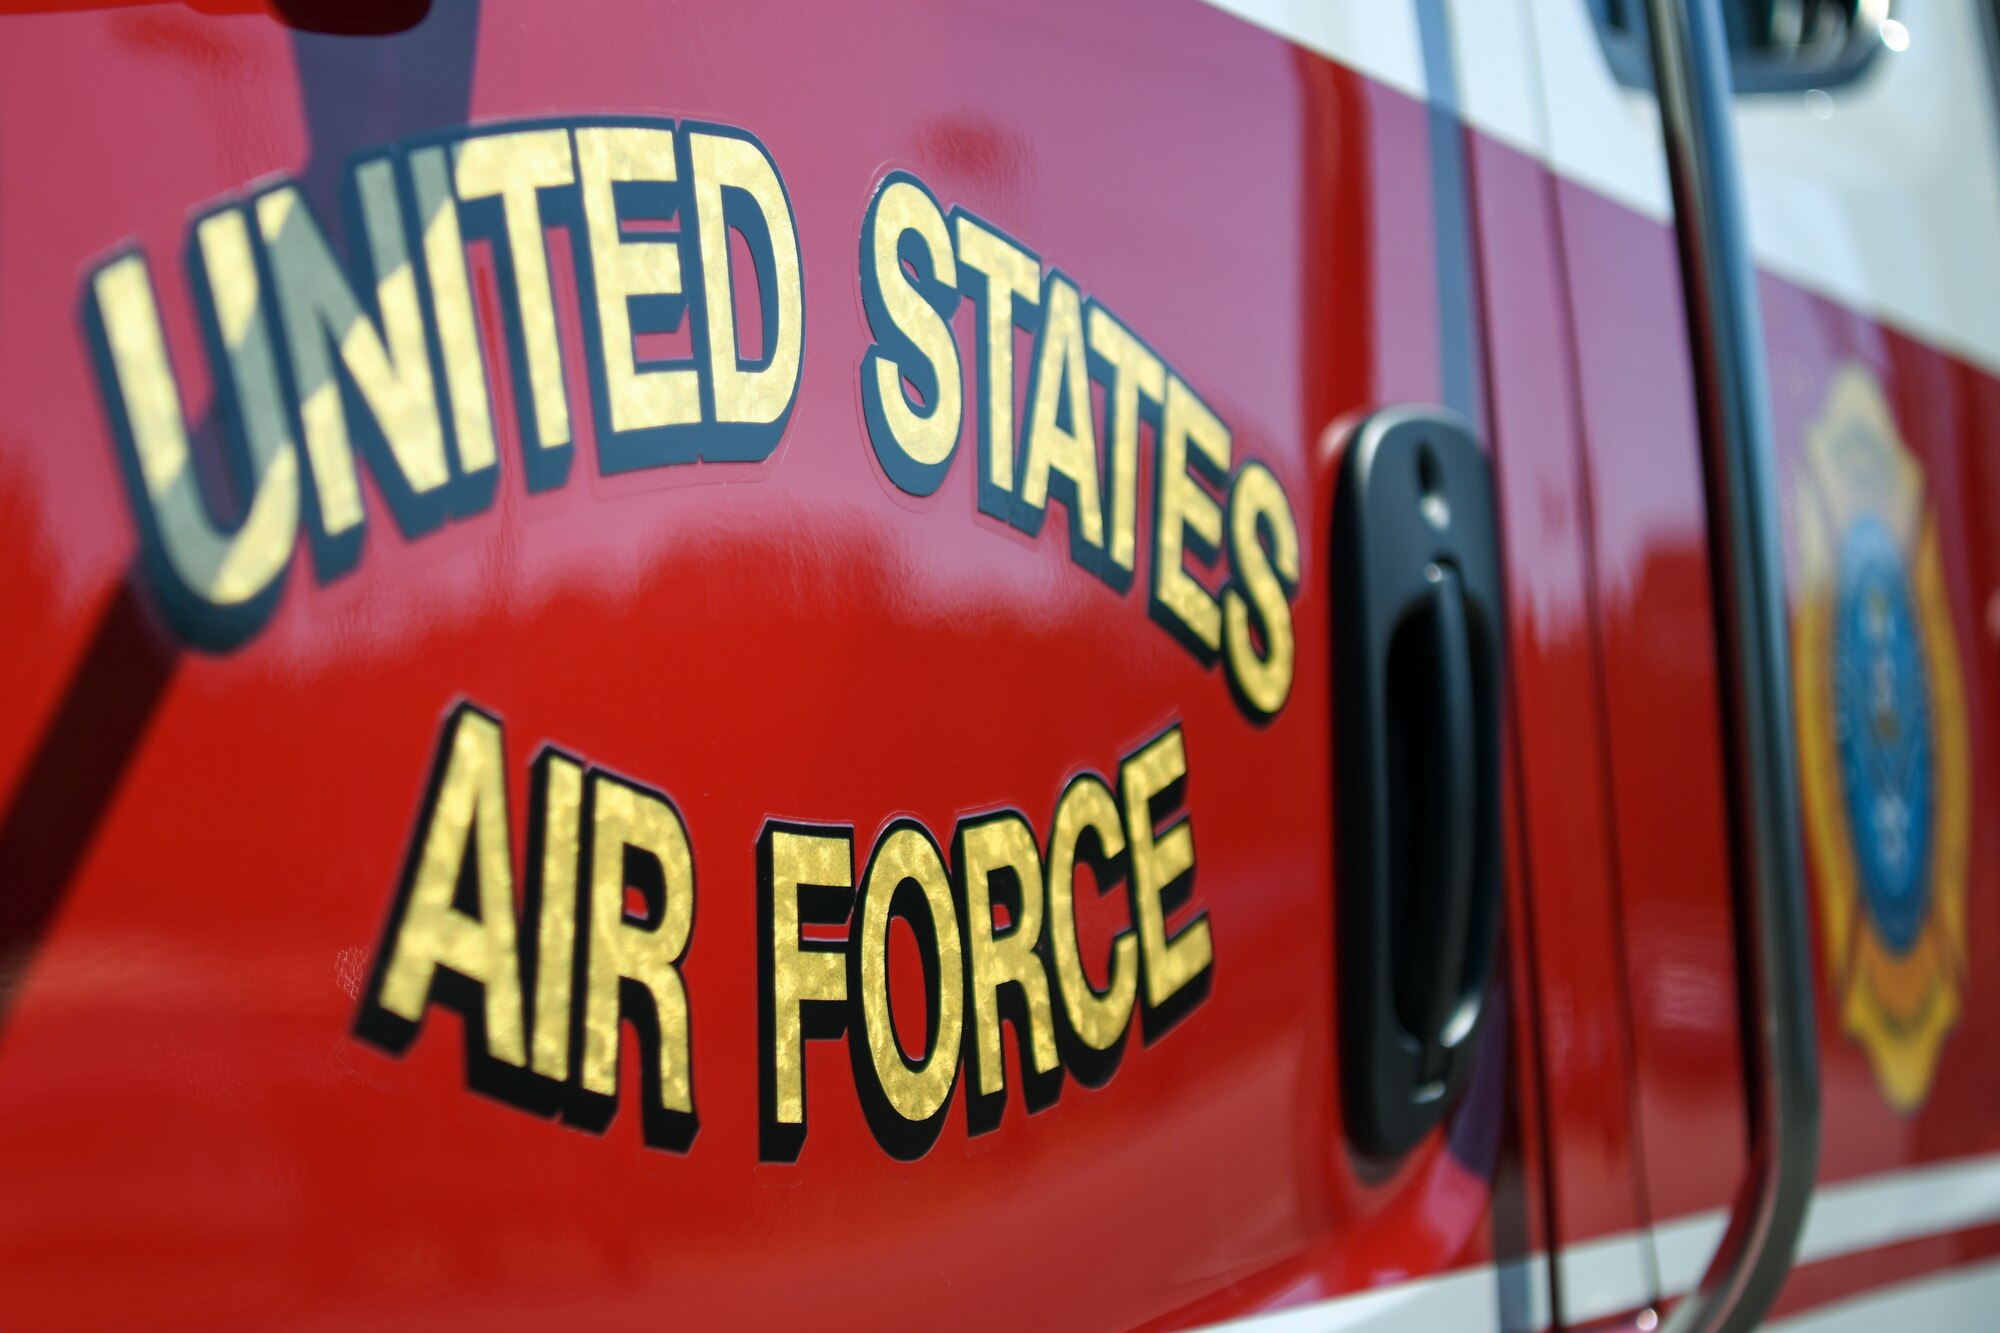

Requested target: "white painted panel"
[
  {"left": 1735, "top": 0, "right": 2000, "bottom": 371},
  {"left": 1203, "top": 0, "right": 2000, "bottom": 370},
  {"left": 1519, "top": 0, "right": 1675, "bottom": 220},
  {"left": 1447, "top": 0, "right": 1550, "bottom": 157},
  {"left": 1196, "top": 0, "right": 1427, "bottom": 102}
]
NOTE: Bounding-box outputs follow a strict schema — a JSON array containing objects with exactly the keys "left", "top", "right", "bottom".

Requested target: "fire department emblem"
[{"left": 1793, "top": 365, "right": 1969, "bottom": 1113}]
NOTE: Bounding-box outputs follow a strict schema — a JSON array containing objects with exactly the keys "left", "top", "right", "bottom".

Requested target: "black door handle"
[
  {"left": 1334, "top": 407, "right": 1504, "bottom": 1159},
  {"left": 1405, "top": 561, "right": 1477, "bottom": 1088}
]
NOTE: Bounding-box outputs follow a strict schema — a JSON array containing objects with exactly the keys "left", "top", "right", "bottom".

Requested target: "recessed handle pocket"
[{"left": 1334, "top": 407, "right": 1504, "bottom": 1159}]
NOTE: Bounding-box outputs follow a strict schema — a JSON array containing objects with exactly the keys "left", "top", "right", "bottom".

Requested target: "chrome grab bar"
[{"left": 1640, "top": 1, "right": 1823, "bottom": 1330}]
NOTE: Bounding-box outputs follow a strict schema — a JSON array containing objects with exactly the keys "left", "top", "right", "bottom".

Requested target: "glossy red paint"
[
  {"left": 1469, "top": 133, "right": 1657, "bottom": 1301},
  {"left": 8, "top": 2, "right": 1999, "bottom": 1328},
  {"left": 1549, "top": 179, "right": 1751, "bottom": 1236},
  {"left": 0, "top": 2, "right": 1546, "bottom": 1328}
]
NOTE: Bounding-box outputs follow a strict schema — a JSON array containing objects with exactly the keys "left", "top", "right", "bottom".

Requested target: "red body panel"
[
  {"left": 2, "top": 1, "right": 1997, "bottom": 1329},
  {"left": 1470, "top": 136, "right": 1656, "bottom": 1285},
  {"left": 1550, "top": 179, "right": 1751, "bottom": 1240},
  {"left": 0, "top": 4, "right": 1532, "bottom": 1328}
]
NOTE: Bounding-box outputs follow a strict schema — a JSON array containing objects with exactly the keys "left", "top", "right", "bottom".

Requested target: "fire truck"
[{"left": 1, "top": 0, "right": 1995, "bottom": 1328}]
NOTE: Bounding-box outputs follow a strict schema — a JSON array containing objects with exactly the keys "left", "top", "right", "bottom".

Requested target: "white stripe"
[
  {"left": 1652, "top": 1208, "right": 1730, "bottom": 1300},
  {"left": 1553, "top": 1230, "right": 1655, "bottom": 1327},
  {"left": 1765, "top": 1256, "right": 2000, "bottom": 1333},
  {"left": 1800, "top": 1149, "right": 2000, "bottom": 1265},
  {"left": 1198, "top": 1150, "right": 2000, "bottom": 1330},
  {"left": 1202, "top": 1258, "right": 1552, "bottom": 1333},
  {"left": 1652, "top": 1149, "right": 2000, "bottom": 1303}
]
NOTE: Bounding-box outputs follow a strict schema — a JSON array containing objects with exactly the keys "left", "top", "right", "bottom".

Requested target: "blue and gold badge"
[{"left": 1794, "top": 365, "right": 1969, "bottom": 1113}]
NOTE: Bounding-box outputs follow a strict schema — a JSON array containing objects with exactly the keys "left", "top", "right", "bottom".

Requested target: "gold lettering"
[
  {"left": 1019, "top": 276, "right": 1104, "bottom": 551},
  {"left": 375, "top": 707, "right": 528, "bottom": 1067},
  {"left": 528, "top": 751, "right": 584, "bottom": 1082},
  {"left": 855, "top": 824, "right": 964, "bottom": 1124},
  {"left": 581, "top": 772, "right": 697, "bottom": 1118},
  {"left": 575, "top": 125, "right": 700, "bottom": 436},
  {"left": 953, "top": 213, "right": 1039, "bottom": 502},
  {"left": 454, "top": 129, "right": 576, "bottom": 450},
  {"left": 762, "top": 827, "right": 852, "bottom": 1131},
  {"left": 864, "top": 177, "right": 962, "bottom": 471},
  {"left": 258, "top": 168, "right": 449, "bottom": 537},
  {"left": 1121, "top": 726, "right": 1211, "bottom": 1012},
  {"left": 1046, "top": 776, "right": 1138, "bottom": 1051},
  {"left": 410, "top": 145, "right": 497, "bottom": 476},
  {"left": 688, "top": 130, "right": 804, "bottom": 428},
  {"left": 957, "top": 813, "right": 1059, "bottom": 1097},
  {"left": 91, "top": 231, "right": 298, "bottom": 614},
  {"left": 1153, "top": 375, "right": 1231, "bottom": 657},
  {"left": 1223, "top": 461, "right": 1301, "bottom": 718},
  {"left": 1085, "top": 304, "right": 1165, "bottom": 579}
]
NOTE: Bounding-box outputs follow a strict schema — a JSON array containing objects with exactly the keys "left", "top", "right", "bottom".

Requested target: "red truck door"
[{"left": 1514, "top": 0, "right": 2000, "bottom": 1326}]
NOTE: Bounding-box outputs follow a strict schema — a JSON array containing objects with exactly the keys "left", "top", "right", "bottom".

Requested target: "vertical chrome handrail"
[{"left": 1641, "top": 2, "right": 1823, "bottom": 1331}]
